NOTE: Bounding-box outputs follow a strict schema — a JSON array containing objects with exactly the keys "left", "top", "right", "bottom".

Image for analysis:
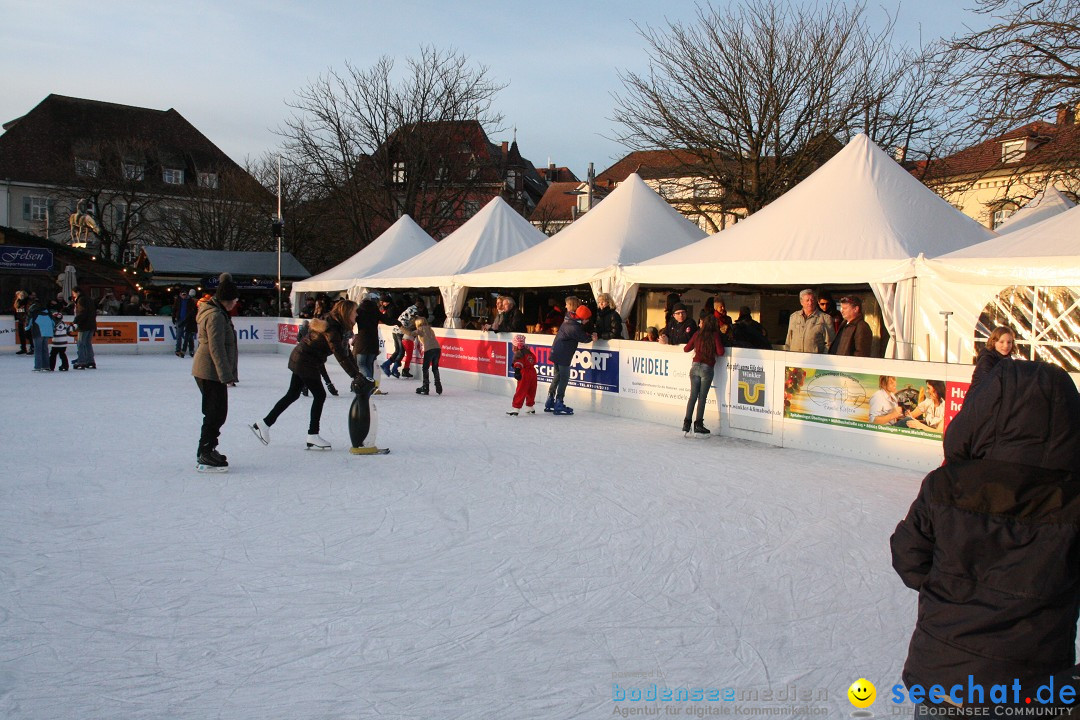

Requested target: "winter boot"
[
  {"left": 326, "top": 381, "right": 339, "bottom": 396},
  {"left": 306, "top": 434, "right": 331, "bottom": 450},
  {"left": 552, "top": 400, "right": 574, "bottom": 416},
  {"left": 416, "top": 385, "right": 429, "bottom": 395},
  {"left": 251, "top": 420, "right": 270, "bottom": 445},
  {"left": 544, "top": 396, "right": 556, "bottom": 413},
  {"left": 682, "top": 417, "right": 692, "bottom": 433},
  {"left": 693, "top": 420, "right": 711, "bottom": 435}
]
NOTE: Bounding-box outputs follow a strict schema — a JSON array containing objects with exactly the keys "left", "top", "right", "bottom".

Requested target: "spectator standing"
[
  {"left": 732, "top": 306, "right": 772, "bottom": 349},
  {"left": 28, "top": 301, "right": 53, "bottom": 371},
  {"left": 682, "top": 311, "right": 725, "bottom": 435},
  {"left": 507, "top": 334, "right": 538, "bottom": 415},
  {"left": 539, "top": 298, "right": 564, "bottom": 334},
  {"left": 172, "top": 290, "right": 197, "bottom": 358},
  {"left": 786, "top": 289, "right": 835, "bottom": 353},
  {"left": 890, "top": 361, "right": 1080, "bottom": 716},
  {"left": 486, "top": 296, "right": 526, "bottom": 334},
  {"left": 643, "top": 326, "right": 660, "bottom": 342},
  {"left": 13, "top": 290, "right": 31, "bottom": 354},
  {"left": 593, "top": 293, "right": 624, "bottom": 340},
  {"left": 71, "top": 286, "right": 97, "bottom": 369},
  {"left": 829, "top": 295, "right": 872, "bottom": 357},
  {"left": 660, "top": 303, "right": 697, "bottom": 345},
  {"left": 412, "top": 316, "right": 442, "bottom": 395},
  {"left": 191, "top": 273, "right": 239, "bottom": 472},
  {"left": 817, "top": 294, "right": 842, "bottom": 333}
]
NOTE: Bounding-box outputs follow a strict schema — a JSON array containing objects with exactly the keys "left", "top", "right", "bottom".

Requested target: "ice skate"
[
  {"left": 196, "top": 449, "right": 229, "bottom": 473},
  {"left": 250, "top": 420, "right": 270, "bottom": 445},
  {"left": 524, "top": 407, "right": 535, "bottom": 415},
  {"left": 416, "top": 385, "right": 429, "bottom": 395},
  {"left": 693, "top": 421, "right": 711, "bottom": 435},
  {"left": 434, "top": 380, "right": 442, "bottom": 395},
  {"left": 401, "top": 368, "right": 413, "bottom": 379},
  {"left": 326, "top": 382, "right": 339, "bottom": 396},
  {"left": 544, "top": 396, "right": 556, "bottom": 413},
  {"left": 682, "top": 418, "right": 692, "bottom": 435},
  {"left": 552, "top": 400, "right": 574, "bottom": 416},
  {"left": 506, "top": 407, "right": 519, "bottom": 416},
  {"left": 306, "top": 434, "right": 331, "bottom": 450}
]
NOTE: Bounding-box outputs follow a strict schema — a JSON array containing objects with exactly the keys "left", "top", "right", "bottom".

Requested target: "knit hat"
[
  {"left": 215, "top": 273, "right": 238, "bottom": 302},
  {"left": 672, "top": 303, "right": 688, "bottom": 313},
  {"left": 575, "top": 305, "right": 592, "bottom": 321},
  {"left": 512, "top": 334, "right": 526, "bottom": 350}
]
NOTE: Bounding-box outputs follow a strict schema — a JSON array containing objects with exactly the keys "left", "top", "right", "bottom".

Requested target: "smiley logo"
[{"left": 848, "top": 678, "right": 876, "bottom": 708}]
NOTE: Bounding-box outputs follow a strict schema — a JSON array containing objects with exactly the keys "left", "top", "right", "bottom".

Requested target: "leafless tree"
[
  {"left": 278, "top": 46, "right": 507, "bottom": 258},
  {"left": 611, "top": 0, "right": 950, "bottom": 215}
]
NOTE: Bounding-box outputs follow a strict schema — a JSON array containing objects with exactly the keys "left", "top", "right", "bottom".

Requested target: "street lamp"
[{"left": 274, "top": 155, "right": 284, "bottom": 316}]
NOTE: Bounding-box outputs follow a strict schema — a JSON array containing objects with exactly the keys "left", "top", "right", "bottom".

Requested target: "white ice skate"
[
  {"left": 251, "top": 420, "right": 270, "bottom": 445},
  {"left": 306, "top": 434, "right": 331, "bottom": 450}
]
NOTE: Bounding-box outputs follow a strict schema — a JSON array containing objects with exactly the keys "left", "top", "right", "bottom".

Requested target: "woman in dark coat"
[
  {"left": 890, "top": 360, "right": 1080, "bottom": 714},
  {"left": 252, "top": 299, "right": 360, "bottom": 451},
  {"left": 351, "top": 297, "right": 382, "bottom": 381},
  {"left": 968, "top": 325, "right": 1016, "bottom": 395},
  {"left": 593, "top": 292, "right": 623, "bottom": 340}
]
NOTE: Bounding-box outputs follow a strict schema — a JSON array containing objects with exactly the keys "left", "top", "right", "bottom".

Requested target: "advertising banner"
[
  {"left": 725, "top": 353, "right": 780, "bottom": 433},
  {"left": 618, "top": 346, "right": 689, "bottom": 406},
  {"left": 95, "top": 321, "right": 138, "bottom": 345},
  {"left": 0, "top": 245, "right": 53, "bottom": 271},
  {"left": 783, "top": 366, "right": 949, "bottom": 441},
  {"left": 532, "top": 344, "right": 620, "bottom": 393},
  {"left": 440, "top": 336, "right": 510, "bottom": 376}
]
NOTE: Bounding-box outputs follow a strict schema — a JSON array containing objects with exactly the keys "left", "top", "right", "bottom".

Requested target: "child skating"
[{"left": 507, "top": 334, "right": 537, "bottom": 416}]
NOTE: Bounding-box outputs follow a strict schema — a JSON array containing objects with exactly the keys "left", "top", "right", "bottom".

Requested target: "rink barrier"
[{"left": 5, "top": 318, "right": 1077, "bottom": 472}]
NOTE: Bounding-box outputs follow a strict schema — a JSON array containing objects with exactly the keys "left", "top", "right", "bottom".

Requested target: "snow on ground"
[{"left": 1, "top": 353, "right": 930, "bottom": 719}]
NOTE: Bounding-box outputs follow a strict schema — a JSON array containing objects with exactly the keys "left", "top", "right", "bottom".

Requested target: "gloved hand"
[
  {"left": 513, "top": 368, "right": 522, "bottom": 381},
  {"left": 350, "top": 374, "right": 373, "bottom": 395}
]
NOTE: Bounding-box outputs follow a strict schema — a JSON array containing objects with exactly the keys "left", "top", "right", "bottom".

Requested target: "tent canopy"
[
  {"left": 995, "top": 186, "right": 1076, "bottom": 235},
  {"left": 623, "top": 133, "right": 994, "bottom": 286},
  {"left": 291, "top": 215, "right": 435, "bottom": 296},
  {"left": 924, "top": 201, "right": 1080, "bottom": 286},
  {"left": 454, "top": 173, "right": 707, "bottom": 289},
  {"left": 360, "top": 196, "right": 546, "bottom": 290},
  {"left": 140, "top": 246, "right": 309, "bottom": 281}
]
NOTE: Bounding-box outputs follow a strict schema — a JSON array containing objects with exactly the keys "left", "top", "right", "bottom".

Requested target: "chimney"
[
  {"left": 501, "top": 141, "right": 509, "bottom": 158},
  {"left": 1056, "top": 103, "right": 1076, "bottom": 126},
  {"left": 549, "top": 161, "right": 557, "bottom": 180}
]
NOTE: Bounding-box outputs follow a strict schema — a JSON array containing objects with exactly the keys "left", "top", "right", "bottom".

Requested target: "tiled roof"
[
  {"left": 141, "top": 246, "right": 309, "bottom": 279},
  {"left": 920, "top": 120, "right": 1080, "bottom": 180},
  {"left": 0, "top": 94, "right": 261, "bottom": 195},
  {"left": 595, "top": 149, "right": 721, "bottom": 188},
  {"left": 530, "top": 182, "right": 584, "bottom": 222},
  {"left": 536, "top": 166, "right": 580, "bottom": 183}
]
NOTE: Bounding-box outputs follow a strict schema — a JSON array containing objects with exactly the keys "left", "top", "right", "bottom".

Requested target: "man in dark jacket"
[
  {"left": 172, "top": 290, "right": 197, "bottom": 358},
  {"left": 732, "top": 306, "right": 771, "bottom": 349},
  {"left": 71, "top": 286, "right": 98, "bottom": 369},
  {"left": 828, "top": 295, "right": 871, "bottom": 357},
  {"left": 660, "top": 303, "right": 697, "bottom": 345},
  {"left": 890, "top": 360, "right": 1080, "bottom": 713},
  {"left": 487, "top": 296, "right": 526, "bottom": 334},
  {"left": 545, "top": 298, "right": 596, "bottom": 415}
]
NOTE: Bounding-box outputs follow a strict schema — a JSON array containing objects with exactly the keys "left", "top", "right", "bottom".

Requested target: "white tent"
[
  {"left": 359, "top": 196, "right": 547, "bottom": 326},
  {"left": 914, "top": 201, "right": 1080, "bottom": 363},
  {"left": 454, "top": 173, "right": 707, "bottom": 322},
  {"left": 996, "top": 186, "right": 1076, "bottom": 235},
  {"left": 622, "top": 133, "right": 995, "bottom": 358},
  {"left": 290, "top": 215, "right": 435, "bottom": 307}
]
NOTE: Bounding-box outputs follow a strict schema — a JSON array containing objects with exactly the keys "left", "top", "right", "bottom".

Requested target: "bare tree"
[
  {"left": 277, "top": 46, "right": 507, "bottom": 257},
  {"left": 611, "top": 0, "right": 949, "bottom": 215}
]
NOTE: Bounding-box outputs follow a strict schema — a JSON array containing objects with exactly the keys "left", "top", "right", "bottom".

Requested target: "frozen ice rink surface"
[{"left": 1, "top": 353, "right": 931, "bottom": 719}]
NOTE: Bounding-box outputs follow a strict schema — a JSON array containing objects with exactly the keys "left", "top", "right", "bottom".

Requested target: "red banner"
[
  {"left": 943, "top": 380, "right": 970, "bottom": 430},
  {"left": 438, "top": 337, "right": 509, "bottom": 376},
  {"left": 277, "top": 323, "right": 300, "bottom": 345}
]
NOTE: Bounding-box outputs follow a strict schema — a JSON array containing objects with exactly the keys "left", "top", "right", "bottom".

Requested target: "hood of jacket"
[{"left": 945, "top": 360, "right": 1080, "bottom": 473}]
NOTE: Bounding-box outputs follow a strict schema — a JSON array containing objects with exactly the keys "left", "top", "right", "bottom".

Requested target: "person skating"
[
  {"left": 252, "top": 299, "right": 361, "bottom": 451},
  {"left": 412, "top": 316, "right": 442, "bottom": 395},
  {"left": 507, "top": 334, "right": 537, "bottom": 416},
  {"left": 545, "top": 297, "right": 596, "bottom": 416},
  {"left": 192, "top": 273, "right": 239, "bottom": 472},
  {"left": 682, "top": 311, "right": 725, "bottom": 435}
]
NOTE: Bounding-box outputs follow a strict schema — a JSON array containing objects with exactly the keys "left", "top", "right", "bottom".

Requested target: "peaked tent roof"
[
  {"left": 996, "top": 186, "right": 1076, "bottom": 235},
  {"left": 141, "top": 246, "right": 309, "bottom": 279},
  {"left": 457, "top": 173, "right": 707, "bottom": 288},
  {"left": 291, "top": 215, "right": 435, "bottom": 295},
  {"left": 362, "top": 196, "right": 546, "bottom": 288},
  {"left": 623, "top": 133, "right": 995, "bottom": 285},
  {"left": 923, "top": 201, "right": 1080, "bottom": 285}
]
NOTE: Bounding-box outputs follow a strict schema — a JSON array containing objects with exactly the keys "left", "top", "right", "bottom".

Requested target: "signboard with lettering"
[
  {"left": 527, "top": 343, "right": 619, "bottom": 393},
  {"left": 0, "top": 246, "right": 54, "bottom": 271}
]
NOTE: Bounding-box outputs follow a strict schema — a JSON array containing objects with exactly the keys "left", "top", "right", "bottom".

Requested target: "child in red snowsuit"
[{"left": 507, "top": 334, "right": 537, "bottom": 416}]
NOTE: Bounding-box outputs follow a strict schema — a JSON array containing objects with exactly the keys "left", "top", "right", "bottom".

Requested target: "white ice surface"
[{"left": 1, "top": 353, "right": 932, "bottom": 719}]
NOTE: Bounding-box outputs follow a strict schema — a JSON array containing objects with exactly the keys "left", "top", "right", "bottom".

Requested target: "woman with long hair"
[
  {"left": 252, "top": 299, "right": 361, "bottom": 451},
  {"left": 970, "top": 325, "right": 1016, "bottom": 394},
  {"left": 906, "top": 380, "right": 946, "bottom": 433},
  {"left": 682, "top": 311, "right": 725, "bottom": 435}
]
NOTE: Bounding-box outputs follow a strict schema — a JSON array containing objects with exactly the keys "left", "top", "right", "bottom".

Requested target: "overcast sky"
[{"left": 1, "top": 0, "right": 980, "bottom": 179}]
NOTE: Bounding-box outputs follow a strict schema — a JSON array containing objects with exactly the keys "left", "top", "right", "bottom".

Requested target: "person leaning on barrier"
[
  {"left": 891, "top": 360, "right": 1080, "bottom": 715},
  {"left": 786, "top": 289, "right": 834, "bottom": 353},
  {"left": 829, "top": 295, "right": 871, "bottom": 357},
  {"left": 660, "top": 303, "right": 696, "bottom": 345},
  {"left": 593, "top": 293, "right": 624, "bottom": 340}
]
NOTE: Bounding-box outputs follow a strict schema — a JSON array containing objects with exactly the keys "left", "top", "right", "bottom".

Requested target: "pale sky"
[{"left": 1, "top": 0, "right": 979, "bottom": 179}]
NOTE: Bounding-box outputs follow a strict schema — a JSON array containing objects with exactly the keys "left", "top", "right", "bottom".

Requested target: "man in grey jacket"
[{"left": 785, "top": 289, "right": 835, "bottom": 353}]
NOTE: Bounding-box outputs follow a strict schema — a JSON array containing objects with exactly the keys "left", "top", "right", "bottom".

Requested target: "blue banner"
[
  {"left": 0, "top": 246, "right": 54, "bottom": 271},
  {"left": 511, "top": 341, "right": 620, "bottom": 393}
]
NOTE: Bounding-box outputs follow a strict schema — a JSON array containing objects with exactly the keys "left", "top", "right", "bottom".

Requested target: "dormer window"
[
  {"left": 392, "top": 162, "right": 407, "bottom": 184},
  {"left": 75, "top": 158, "right": 99, "bottom": 177},
  {"left": 163, "top": 168, "right": 184, "bottom": 184},
  {"left": 198, "top": 172, "right": 218, "bottom": 189},
  {"left": 1001, "top": 138, "right": 1034, "bottom": 163}
]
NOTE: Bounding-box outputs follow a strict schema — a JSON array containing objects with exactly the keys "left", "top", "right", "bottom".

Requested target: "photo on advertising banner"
[
  {"left": 525, "top": 343, "right": 619, "bottom": 393},
  {"left": 783, "top": 367, "right": 953, "bottom": 440}
]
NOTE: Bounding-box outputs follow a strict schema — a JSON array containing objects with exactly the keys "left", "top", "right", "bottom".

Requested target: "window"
[
  {"left": 198, "top": 172, "right": 218, "bottom": 189},
  {"left": 464, "top": 201, "right": 480, "bottom": 218},
  {"left": 392, "top": 162, "right": 407, "bottom": 184},
  {"left": 505, "top": 169, "right": 519, "bottom": 190},
  {"left": 159, "top": 206, "right": 184, "bottom": 229},
  {"left": 115, "top": 203, "right": 140, "bottom": 226},
  {"left": 1001, "top": 139, "right": 1032, "bottom": 163},
  {"left": 992, "top": 208, "right": 1015, "bottom": 229},
  {"left": 75, "top": 159, "right": 99, "bottom": 177},
  {"left": 435, "top": 164, "right": 448, "bottom": 182},
  {"left": 22, "top": 196, "right": 50, "bottom": 221},
  {"left": 123, "top": 163, "right": 144, "bottom": 181},
  {"left": 162, "top": 168, "right": 184, "bottom": 184},
  {"left": 122, "top": 245, "right": 142, "bottom": 266}
]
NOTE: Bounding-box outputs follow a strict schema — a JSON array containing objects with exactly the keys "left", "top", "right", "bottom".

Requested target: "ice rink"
[{"left": 1, "top": 352, "right": 933, "bottom": 719}]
